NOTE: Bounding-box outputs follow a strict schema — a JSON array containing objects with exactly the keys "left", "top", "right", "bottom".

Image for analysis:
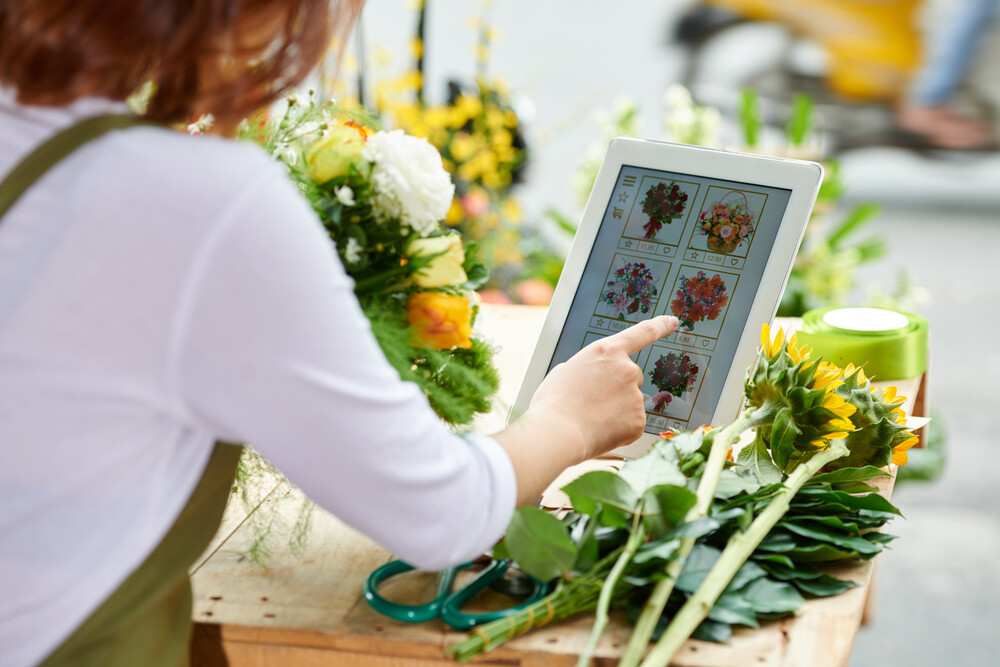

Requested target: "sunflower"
[{"left": 747, "top": 324, "right": 858, "bottom": 471}]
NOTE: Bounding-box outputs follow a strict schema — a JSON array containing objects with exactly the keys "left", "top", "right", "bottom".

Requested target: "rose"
[
  {"left": 364, "top": 129, "right": 456, "bottom": 237},
  {"left": 407, "top": 235, "right": 468, "bottom": 288},
  {"left": 406, "top": 292, "right": 472, "bottom": 349},
  {"left": 304, "top": 124, "right": 368, "bottom": 184}
]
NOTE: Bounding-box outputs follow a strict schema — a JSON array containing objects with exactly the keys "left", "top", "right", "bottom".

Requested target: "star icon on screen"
[
  {"left": 624, "top": 239, "right": 633, "bottom": 248},
  {"left": 617, "top": 192, "right": 629, "bottom": 204}
]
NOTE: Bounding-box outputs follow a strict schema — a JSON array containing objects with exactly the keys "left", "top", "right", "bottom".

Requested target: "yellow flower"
[
  {"left": 407, "top": 235, "right": 468, "bottom": 288},
  {"left": 407, "top": 292, "right": 473, "bottom": 350},
  {"left": 813, "top": 363, "right": 845, "bottom": 391},
  {"left": 892, "top": 434, "right": 919, "bottom": 465},
  {"left": 445, "top": 197, "right": 464, "bottom": 225},
  {"left": 821, "top": 391, "right": 856, "bottom": 425},
  {"left": 760, "top": 323, "right": 812, "bottom": 364},
  {"left": 304, "top": 124, "right": 368, "bottom": 183},
  {"left": 760, "top": 322, "right": 785, "bottom": 358}
]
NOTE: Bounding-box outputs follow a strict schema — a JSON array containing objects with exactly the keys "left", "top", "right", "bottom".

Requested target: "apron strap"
[
  {"left": 0, "top": 114, "right": 150, "bottom": 220},
  {"left": 40, "top": 443, "right": 244, "bottom": 667}
]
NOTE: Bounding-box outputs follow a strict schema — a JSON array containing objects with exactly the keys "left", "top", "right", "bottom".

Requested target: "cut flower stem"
[
  {"left": 639, "top": 443, "right": 850, "bottom": 667},
  {"left": 619, "top": 406, "right": 773, "bottom": 667},
  {"left": 577, "top": 508, "right": 646, "bottom": 666}
]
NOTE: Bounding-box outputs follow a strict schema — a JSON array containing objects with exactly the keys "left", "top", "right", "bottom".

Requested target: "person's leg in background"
[{"left": 897, "top": 0, "right": 999, "bottom": 148}]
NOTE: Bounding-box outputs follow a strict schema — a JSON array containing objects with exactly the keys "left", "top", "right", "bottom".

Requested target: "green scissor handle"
[
  {"left": 363, "top": 559, "right": 459, "bottom": 623},
  {"left": 440, "top": 560, "right": 550, "bottom": 630},
  {"left": 363, "top": 558, "right": 551, "bottom": 629}
]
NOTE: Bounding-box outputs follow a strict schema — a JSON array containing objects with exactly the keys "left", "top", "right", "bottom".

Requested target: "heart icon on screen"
[
  {"left": 730, "top": 258, "right": 739, "bottom": 266},
  {"left": 672, "top": 421, "right": 682, "bottom": 429},
  {"left": 701, "top": 339, "right": 711, "bottom": 347}
]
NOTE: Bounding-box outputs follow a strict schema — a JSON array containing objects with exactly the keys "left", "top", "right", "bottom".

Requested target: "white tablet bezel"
[{"left": 511, "top": 137, "right": 823, "bottom": 457}]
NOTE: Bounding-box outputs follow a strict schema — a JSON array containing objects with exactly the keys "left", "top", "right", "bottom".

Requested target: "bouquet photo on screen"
[
  {"left": 670, "top": 271, "right": 729, "bottom": 331},
  {"left": 641, "top": 180, "right": 688, "bottom": 239},
  {"left": 647, "top": 352, "right": 700, "bottom": 412},
  {"left": 601, "top": 260, "right": 660, "bottom": 320}
]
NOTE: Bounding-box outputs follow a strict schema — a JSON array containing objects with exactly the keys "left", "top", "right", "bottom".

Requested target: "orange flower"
[
  {"left": 406, "top": 292, "right": 473, "bottom": 349},
  {"left": 343, "top": 120, "right": 374, "bottom": 139}
]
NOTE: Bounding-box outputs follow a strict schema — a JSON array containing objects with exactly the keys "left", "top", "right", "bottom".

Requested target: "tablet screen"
[{"left": 547, "top": 165, "right": 792, "bottom": 434}]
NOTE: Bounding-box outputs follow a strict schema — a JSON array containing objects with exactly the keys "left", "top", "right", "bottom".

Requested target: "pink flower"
[{"left": 719, "top": 225, "right": 734, "bottom": 239}]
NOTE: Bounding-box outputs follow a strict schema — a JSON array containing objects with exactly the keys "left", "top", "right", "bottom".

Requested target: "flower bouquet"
[
  {"left": 648, "top": 353, "right": 699, "bottom": 411},
  {"left": 244, "top": 96, "right": 499, "bottom": 426},
  {"left": 697, "top": 191, "right": 755, "bottom": 254},
  {"left": 601, "top": 261, "right": 659, "bottom": 320},
  {"left": 641, "top": 181, "right": 688, "bottom": 239},
  {"left": 670, "top": 271, "right": 729, "bottom": 330}
]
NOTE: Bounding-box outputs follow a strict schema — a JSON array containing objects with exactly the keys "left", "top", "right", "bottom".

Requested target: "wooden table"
[{"left": 190, "top": 305, "right": 922, "bottom": 666}]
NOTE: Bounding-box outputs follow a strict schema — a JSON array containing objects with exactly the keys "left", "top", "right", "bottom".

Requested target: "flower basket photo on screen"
[
  {"left": 601, "top": 260, "right": 659, "bottom": 319},
  {"left": 670, "top": 271, "right": 729, "bottom": 330},
  {"left": 641, "top": 180, "right": 688, "bottom": 239},
  {"left": 697, "top": 190, "right": 756, "bottom": 254},
  {"left": 648, "top": 352, "right": 699, "bottom": 411}
]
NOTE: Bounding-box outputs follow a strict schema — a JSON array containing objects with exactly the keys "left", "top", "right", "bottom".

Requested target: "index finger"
[{"left": 606, "top": 315, "right": 679, "bottom": 355}]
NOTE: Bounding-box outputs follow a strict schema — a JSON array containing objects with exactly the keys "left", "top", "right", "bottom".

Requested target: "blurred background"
[{"left": 347, "top": 1, "right": 1000, "bottom": 664}]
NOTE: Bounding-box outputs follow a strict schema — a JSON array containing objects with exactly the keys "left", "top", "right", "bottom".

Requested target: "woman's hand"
[{"left": 493, "top": 315, "right": 679, "bottom": 506}]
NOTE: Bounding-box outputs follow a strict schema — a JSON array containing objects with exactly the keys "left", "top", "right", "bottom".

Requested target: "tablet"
[{"left": 512, "top": 137, "right": 823, "bottom": 457}]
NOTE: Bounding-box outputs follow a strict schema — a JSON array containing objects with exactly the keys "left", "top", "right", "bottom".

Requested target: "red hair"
[{"left": 0, "top": 0, "right": 363, "bottom": 124}]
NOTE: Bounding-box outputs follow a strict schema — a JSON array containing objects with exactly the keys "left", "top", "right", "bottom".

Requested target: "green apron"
[{"left": 0, "top": 115, "right": 243, "bottom": 667}]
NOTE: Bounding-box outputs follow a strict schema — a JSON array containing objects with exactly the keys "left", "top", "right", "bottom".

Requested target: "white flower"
[
  {"left": 186, "top": 113, "right": 215, "bottom": 135},
  {"left": 334, "top": 186, "right": 356, "bottom": 206},
  {"left": 362, "top": 129, "right": 455, "bottom": 237},
  {"left": 344, "top": 237, "right": 363, "bottom": 265}
]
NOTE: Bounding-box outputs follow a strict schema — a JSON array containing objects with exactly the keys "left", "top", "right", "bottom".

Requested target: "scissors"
[{"left": 363, "top": 555, "right": 551, "bottom": 629}]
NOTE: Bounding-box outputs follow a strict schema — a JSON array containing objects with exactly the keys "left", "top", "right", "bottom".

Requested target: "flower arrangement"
[
  {"left": 447, "top": 324, "right": 917, "bottom": 665},
  {"left": 648, "top": 353, "right": 699, "bottom": 411},
  {"left": 697, "top": 193, "right": 756, "bottom": 254},
  {"left": 670, "top": 271, "right": 729, "bottom": 330},
  {"left": 244, "top": 95, "right": 499, "bottom": 426},
  {"left": 369, "top": 0, "right": 563, "bottom": 303},
  {"left": 641, "top": 181, "right": 688, "bottom": 239},
  {"left": 601, "top": 261, "right": 659, "bottom": 320}
]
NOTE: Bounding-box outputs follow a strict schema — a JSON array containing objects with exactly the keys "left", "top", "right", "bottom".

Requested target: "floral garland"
[
  {"left": 641, "top": 181, "right": 688, "bottom": 239},
  {"left": 670, "top": 271, "right": 729, "bottom": 330},
  {"left": 648, "top": 352, "right": 699, "bottom": 411},
  {"left": 601, "top": 261, "right": 659, "bottom": 319},
  {"left": 697, "top": 196, "right": 755, "bottom": 253}
]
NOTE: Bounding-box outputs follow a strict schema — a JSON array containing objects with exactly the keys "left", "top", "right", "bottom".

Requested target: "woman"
[{"left": 0, "top": 1, "right": 678, "bottom": 665}]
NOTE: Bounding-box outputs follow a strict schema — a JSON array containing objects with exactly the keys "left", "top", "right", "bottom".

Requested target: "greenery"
[{"left": 448, "top": 326, "right": 915, "bottom": 664}]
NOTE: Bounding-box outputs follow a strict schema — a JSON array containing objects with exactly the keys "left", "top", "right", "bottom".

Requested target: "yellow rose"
[
  {"left": 304, "top": 125, "right": 368, "bottom": 184},
  {"left": 406, "top": 292, "right": 472, "bottom": 349},
  {"left": 407, "top": 235, "right": 468, "bottom": 288}
]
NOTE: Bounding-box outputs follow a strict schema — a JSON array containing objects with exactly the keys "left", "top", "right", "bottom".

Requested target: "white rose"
[{"left": 363, "top": 129, "right": 455, "bottom": 237}]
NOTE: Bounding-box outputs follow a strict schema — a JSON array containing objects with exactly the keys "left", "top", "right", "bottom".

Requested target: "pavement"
[{"left": 363, "top": 1, "right": 1000, "bottom": 664}]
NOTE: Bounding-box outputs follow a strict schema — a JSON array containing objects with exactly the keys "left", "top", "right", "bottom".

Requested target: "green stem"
[
  {"left": 445, "top": 551, "right": 622, "bottom": 663},
  {"left": 639, "top": 443, "right": 850, "bottom": 667},
  {"left": 445, "top": 585, "right": 597, "bottom": 663},
  {"left": 619, "top": 407, "right": 771, "bottom": 667},
  {"left": 577, "top": 510, "right": 646, "bottom": 667}
]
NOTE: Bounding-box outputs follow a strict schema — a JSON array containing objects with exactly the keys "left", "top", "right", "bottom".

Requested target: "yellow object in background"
[{"left": 705, "top": 0, "right": 923, "bottom": 101}]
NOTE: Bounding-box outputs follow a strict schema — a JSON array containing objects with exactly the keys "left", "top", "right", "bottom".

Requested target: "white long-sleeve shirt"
[{"left": 0, "top": 88, "right": 516, "bottom": 667}]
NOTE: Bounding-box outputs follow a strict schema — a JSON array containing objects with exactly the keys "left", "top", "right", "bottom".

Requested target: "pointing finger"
[{"left": 606, "top": 316, "right": 679, "bottom": 356}]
